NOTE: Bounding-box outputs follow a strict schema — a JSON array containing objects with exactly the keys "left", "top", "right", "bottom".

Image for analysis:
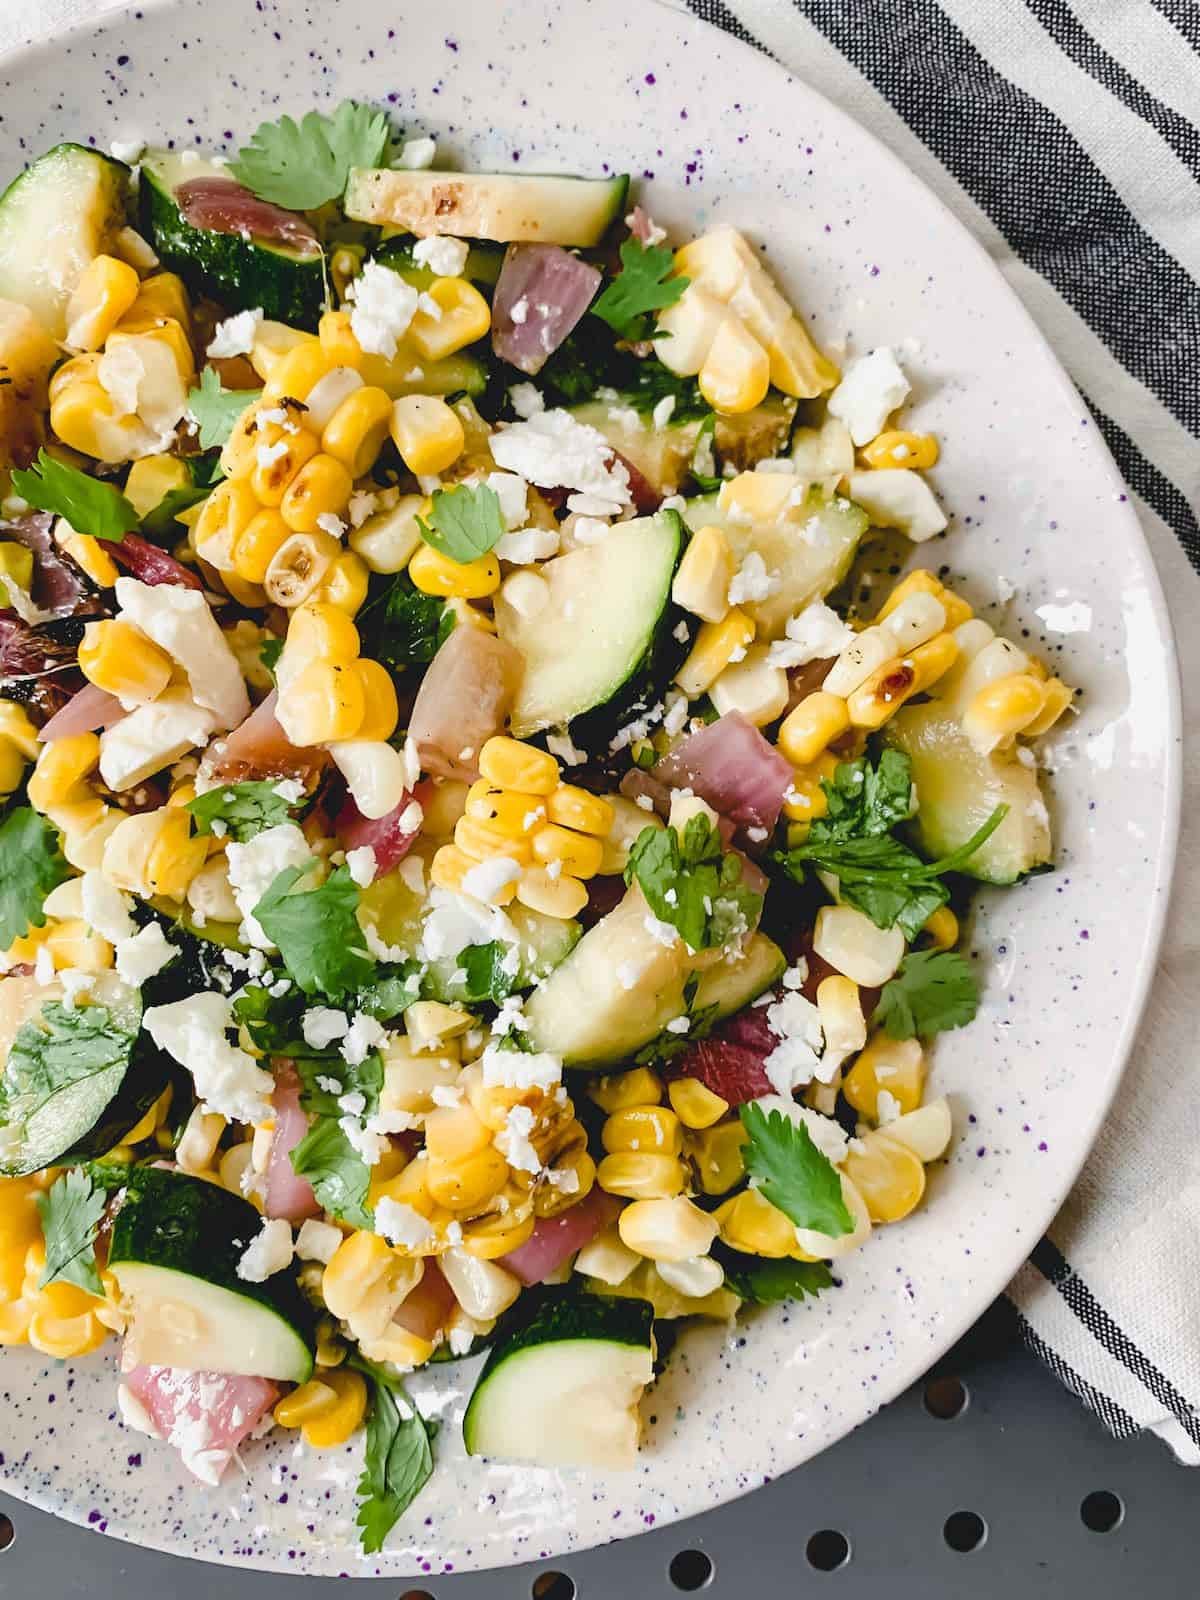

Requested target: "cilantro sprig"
[
  {"left": 252, "top": 863, "right": 376, "bottom": 1000},
  {"left": 186, "top": 781, "right": 297, "bottom": 843},
  {"left": 739, "top": 1101, "right": 854, "bottom": 1239},
  {"left": 875, "top": 949, "right": 979, "bottom": 1039},
  {"left": 718, "top": 1249, "right": 833, "bottom": 1305},
  {"left": 0, "top": 807, "right": 71, "bottom": 950},
  {"left": 625, "top": 814, "right": 762, "bottom": 952},
  {"left": 416, "top": 483, "right": 506, "bottom": 566},
  {"left": 592, "top": 238, "right": 689, "bottom": 342},
  {"left": 36, "top": 1169, "right": 106, "bottom": 1297},
  {"left": 290, "top": 1119, "right": 374, "bottom": 1230},
  {"left": 352, "top": 1355, "right": 435, "bottom": 1553},
  {"left": 231, "top": 99, "right": 391, "bottom": 211},
  {"left": 187, "top": 368, "right": 261, "bottom": 450},
  {"left": 10, "top": 450, "right": 138, "bottom": 541}
]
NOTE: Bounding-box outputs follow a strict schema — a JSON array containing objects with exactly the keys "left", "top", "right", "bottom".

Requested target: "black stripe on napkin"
[
  {"left": 1022, "top": 0, "right": 1200, "bottom": 183},
  {"left": 688, "top": 0, "right": 766, "bottom": 50},
  {"left": 1148, "top": 0, "right": 1200, "bottom": 53},
  {"left": 1087, "top": 399, "right": 1200, "bottom": 575},
  {"left": 1031, "top": 1238, "right": 1200, "bottom": 1448},
  {"left": 1016, "top": 1313, "right": 1140, "bottom": 1438}
]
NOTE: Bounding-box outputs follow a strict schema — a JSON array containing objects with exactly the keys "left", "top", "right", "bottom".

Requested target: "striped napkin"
[{"left": 684, "top": 0, "right": 1200, "bottom": 1461}]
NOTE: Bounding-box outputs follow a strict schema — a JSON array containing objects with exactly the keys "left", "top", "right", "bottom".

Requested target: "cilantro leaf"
[
  {"left": 253, "top": 863, "right": 376, "bottom": 1000},
  {"left": 292, "top": 1050, "right": 384, "bottom": 1121},
  {"left": 690, "top": 413, "right": 721, "bottom": 492},
  {"left": 625, "top": 814, "right": 762, "bottom": 952},
  {"left": 140, "top": 480, "right": 217, "bottom": 542},
  {"left": 634, "top": 974, "right": 719, "bottom": 1065},
  {"left": 809, "top": 749, "right": 915, "bottom": 845},
  {"left": 289, "top": 1117, "right": 373, "bottom": 1229},
  {"left": 186, "top": 780, "right": 295, "bottom": 843},
  {"left": 187, "top": 368, "right": 261, "bottom": 451},
  {"left": 231, "top": 99, "right": 391, "bottom": 211},
  {"left": 739, "top": 1101, "right": 854, "bottom": 1239},
  {"left": 876, "top": 949, "right": 979, "bottom": 1039},
  {"left": 591, "top": 238, "right": 688, "bottom": 342},
  {"left": 352, "top": 1354, "right": 435, "bottom": 1553},
  {"left": 360, "top": 571, "right": 454, "bottom": 669},
  {"left": 417, "top": 483, "right": 506, "bottom": 566},
  {"left": 719, "top": 1250, "right": 833, "bottom": 1304},
  {"left": 36, "top": 1169, "right": 106, "bottom": 1296},
  {"left": 10, "top": 450, "right": 138, "bottom": 541},
  {"left": 259, "top": 636, "right": 283, "bottom": 679},
  {"left": 0, "top": 807, "right": 71, "bottom": 950}
]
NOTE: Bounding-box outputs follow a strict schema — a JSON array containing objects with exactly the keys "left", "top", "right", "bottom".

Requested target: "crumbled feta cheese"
[
  {"left": 781, "top": 959, "right": 809, "bottom": 991},
  {"left": 484, "top": 469, "right": 529, "bottom": 530},
  {"left": 33, "top": 945, "right": 56, "bottom": 986},
  {"left": 316, "top": 511, "right": 348, "bottom": 538},
  {"left": 98, "top": 693, "right": 219, "bottom": 791},
  {"left": 345, "top": 845, "right": 378, "bottom": 887},
  {"left": 375, "top": 1197, "right": 435, "bottom": 1248},
  {"left": 460, "top": 855, "right": 522, "bottom": 904},
  {"left": 509, "top": 297, "right": 529, "bottom": 325},
  {"left": 338, "top": 1116, "right": 390, "bottom": 1165},
  {"left": 727, "top": 550, "right": 780, "bottom": 606},
  {"left": 114, "top": 577, "right": 250, "bottom": 730},
  {"left": 752, "top": 1093, "right": 850, "bottom": 1165},
  {"left": 302, "top": 1007, "right": 350, "bottom": 1049},
  {"left": 295, "top": 1219, "right": 343, "bottom": 1264},
  {"left": 225, "top": 822, "right": 313, "bottom": 950},
  {"left": 572, "top": 515, "right": 611, "bottom": 546},
  {"left": 490, "top": 409, "right": 631, "bottom": 517},
  {"left": 660, "top": 494, "right": 687, "bottom": 513},
  {"left": 81, "top": 870, "right": 136, "bottom": 943},
  {"left": 348, "top": 490, "right": 380, "bottom": 528},
  {"left": 495, "top": 1104, "right": 540, "bottom": 1173},
  {"left": 59, "top": 970, "right": 96, "bottom": 1008},
  {"left": 256, "top": 437, "right": 288, "bottom": 470},
  {"left": 207, "top": 308, "right": 263, "bottom": 360},
  {"left": 315, "top": 1073, "right": 344, "bottom": 1095},
  {"left": 826, "top": 347, "right": 912, "bottom": 447},
  {"left": 115, "top": 922, "right": 176, "bottom": 986},
  {"left": 762, "top": 990, "right": 825, "bottom": 1094},
  {"left": 634, "top": 793, "right": 655, "bottom": 811},
  {"left": 398, "top": 853, "right": 426, "bottom": 895},
  {"left": 431, "top": 1083, "right": 465, "bottom": 1109},
  {"left": 643, "top": 914, "right": 679, "bottom": 948},
  {"left": 665, "top": 1015, "right": 691, "bottom": 1035},
  {"left": 876, "top": 1089, "right": 902, "bottom": 1126},
  {"left": 418, "top": 887, "right": 517, "bottom": 963},
  {"left": 341, "top": 1012, "right": 387, "bottom": 1066},
  {"left": 546, "top": 730, "right": 587, "bottom": 766},
  {"left": 508, "top": 382, "right": 544, "bottom": 419},
  {"left": 412, "top": 235, "right": 470, "bottom": 276},
  {"left": 398, "top": 136, "right": 437, "bottom": 169},
  {"left": 766, "top": 601, "right": 855, "bottom": 669},
  {"left": 110, "top": 137, "right": 145, "bottom": 165},
  {"left": 481, "top": 1044, "right": 562, "bottom": 1091},
  {"left": 144, "top": 992, "right": 273, "bottom": 1124},
  {"left": 273, "top": 778, "right": 305, "bottom": 804},
  {"left": 237, "top": 1217, "right": 293, "bottom": 1282},
  {"left": 347, "top": 260, "right": 420, "bottom": 359}
]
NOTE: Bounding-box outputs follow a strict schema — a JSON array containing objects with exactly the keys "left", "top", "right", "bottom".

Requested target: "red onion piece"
[
  {"left": 208, "top": 689, "right": 329, "bottom": 787},
  {"left": 611, "top": 449, "right": 660, "bottom": 515},
  {"left": 37, "top": 681, "right": 125, "bottom": 741},
  {"left": 335, "top": 779, "right": 431, "bottom": 878},
  {"left": 175, "top": 177, "right": 321, "bottom": 257},
  {"left": 108, "top": 533, "right": 203, "bottom": 590},
  {"left": 408, "top": 627, "right": 522, "bottom": 783},
  {"left": 264, "top": 1062, "right": 320, "bottom": 1223},
  {"left": 123, "top": 1365, "right": 280, "bottom": 1480},
  {"left": 654, "top": 711, "right": 793, "bottom": 836},
  {"left": 392, "top": 1259, "right": 457, "bottom": 1342},
  {"left": 498, "top": 1187, "right": 622, "bottom": 1286},
  {"left": 1, "top": 512, "right": 94, "bottom": 616},
  {"left": 492, "top": 244, "right": 601, "bottom": 376},
  {"left": 664, "top": 1001, "right": 777, "bottom": 1106}
]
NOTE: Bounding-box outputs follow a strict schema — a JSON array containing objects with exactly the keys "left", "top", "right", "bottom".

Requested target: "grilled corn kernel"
[
  {"left": 65, "top": 254, "right": 141, "bottom": 351},
  {"left": 843, "top": 1034, "right": 926, "bottom": 1121},
  {"left": 123, "top": 454, "right": 190, "bottom": 521},
  {"left": 430, "top": 842, "right": 513, "bottom": 901},
  {"left": 352, "top": 658, "right": 399, "bottom": 742},
  {"left": 454, "top": 814, "right": 533, "bottom": 866},
  {"left": 322, "top": 386, "right": 392, "bottom": 478},
  {"left": 545, "top": 785, "right": 614, "bottom": 838},
  {"left": 465, "top": 781, "right": 544, "bottom": 834},
  {"left": 27, "top": 732, "right": 99, "bottom": 810},
  {"left": 145, "top": 809, "right": 208, "bottom": 898},
  {"left": 262, "top": 342, "right": 337, "bottom": 405},
  {"left": 278, "top": 452, "right": 354, "bottom": 534},
  {"left": 619, "top": 1196, "right": 719, "bottom": 1263},
  {"left": 50, "top": 375, "right": 145, "bottom": 462},
  {"left": 348, "top": 492, "right": 425, "bottom": 574},
  {"left": 408, "top": 277, "right": 491, "bottom": 362},
  {"left": 124, "top": 271, "right": 190, "bottom": 331},
  {"left": 588, "top": 1067, "right": 664, "bottom": 1114},
  {"left": 425, "top": 1147, "right": 510, "bottom": 1212},
  {"left": 478, "top": 737, "right": 559, "bottom": 796},
  {"left": 874, "top": 569, "right": 941, "bottom": 621},
  {"left": 962, "top": 672, "right": 1047, "bottom": 752},
  {"left": 424, "top": 1103, "right": 492, "bottom": 1164},
  {"left": 230, "top": 508, "right": 290, "bottom": 583},
  {"left": 274, "top": 1368, "right": 367, "bottom": 1448},
  {"left": 263, "top": 529, "right": 341, "bottom": 609},
  {"left": 515, "top": 867, "right": 588, "bottom": 920},
  {"left": 531, "top": 822, "right": 604, "bottom": 879},
  {"left": 0, "top": 542, "right": 33, "bottom": 591},
  {"left": 317, "top": 550, "right": 370, "bottom": 616},
  {"left": 846, "top": 656, "right": 918, "bottom": 730},
  {"left": 276, "top": 659, "right": 366, "bottom": 745},
  {"left": 672, "top": 524, "right": 734, "bottom": 623},
  {"left": 860, "top": 430, "right": 939, "bottom": 471},
  {"left": 939, "top": 588, "right": 974, "bottom": 629},
  {"left": 699, "top": 316, "right": 771, "bottom": 414},
  {"left": 408, "top": 540, "right": 499, "bottom": 600},
  {"left": 78, "top": 620, "right": 172, "bottom": 704},
  {"left": 710, "top": 643, "right": 790, "bottom": 727},
  {"left": 778, "top": 691, "right": 851, "bottom": 766},
  {"left": 714, "top": 1187, "right": 797, "bottom": 1257},
  {"left": 219, "top": 398, "right": 283, "bottom": 480},
  {"left": 879, "top": 592, "right": 947, "bottom": 656},
  {"left": 596, "top": 1152, "right": 686, "bottom": 1200},
  {"left": 674, "top": 607, "right": 755, "bottom": 699},
  {"left": 668, "top": 1078, "right": 729, "bottom": 1130},
  {"left": 921, "top": 906, "right": 959, "bottom": 951},
  {"left": 44, "top": 918, "right": 113, "bottom": 973},
  {"left": 390, "top": 394, "right": 466, "bottom": 476},
  {"left": 317, "top": 309, "right": 365, "bottom": 370},
  {"left": 0, "top": 701, "right": 40, "bottom": 762},
  {"left": 1023, "top": 677, "right": 1073, "bottom": 737},
  {"left": 193, "top": 477, "right": 259, "bottom": 571},
  {"left": 459, "top": 1207, "right": 536, "bottom": 1261},
  {"left": 602, "top": 1105, "right": 683, "bottom": 1159},
  {"left": 815, "top": 975, "right": 867, "bottom": 1068},
  {"left": 54, "top": 523, "right": 119, "bottom": 587},
  {"left": 782, "top": 750, "right": 840, "bottom": 824},
  {"left": 249, "top": 427, "right": 321, "bottom": 508},
  {"left": 841, "top": 1131, "right": 926, "bottom": 1223}
]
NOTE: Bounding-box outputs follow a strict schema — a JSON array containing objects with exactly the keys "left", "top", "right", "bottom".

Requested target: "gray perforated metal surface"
[{"left": 0, "top": 1301, "right": 1188, "bottom": 1598}]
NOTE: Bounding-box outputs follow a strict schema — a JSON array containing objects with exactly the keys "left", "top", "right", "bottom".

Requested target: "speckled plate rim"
[{"left": 0, "top": 0, "right": 1182, "bottom": 1576}]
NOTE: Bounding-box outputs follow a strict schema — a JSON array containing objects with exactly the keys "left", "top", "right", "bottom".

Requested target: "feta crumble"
[
  {"left": 412, "top": 235, "right": 470, "bottom": 276},
  {"left": 347, "top": 260, "right": 420, "bottom": 359},
  {"left": 207, "top": 307, "right": 263, "bottom": 359},
  {"left": 375, "top": 1197, "right": 435, "bottom": 1248},
  {"left": 236, "top": 1217, "right": 293, "bottom": 1282},
  {"left": 766, "top": 601, "right": 855, "bottom": 669}
]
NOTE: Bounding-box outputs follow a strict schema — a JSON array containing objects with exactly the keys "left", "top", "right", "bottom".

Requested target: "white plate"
[{"left": 0, "top": 0, "right": 1180, "bottom": 1577}]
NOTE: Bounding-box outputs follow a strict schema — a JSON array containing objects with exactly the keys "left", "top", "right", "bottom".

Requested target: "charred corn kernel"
[
  {"left": 231, "top": 509, "right": 290, "bottom": 583},
  {"left": 921, "top": 906, "right": 959, "bottom": 951},
  {"left": 348, "top": 492, "right": 425, "bottom": 574},
  {"left": 940, "top": 588, "right": 974, "bottom": 629},
  {"left": 145, "top": 809, "right": 209, "bottom": 899},
  {"left": 671, "top": 524, "right": 734, "bottom": 623},
  {"left": 602, "top": 1105, "right": 683, "bottom": 1159},
  {"left": 425, "top": 1147, "right": 510, "bottom": 1212},
  {"left": 816, "top": 975, "right": 867, "bottom": 1068},
  {"left": 674, "top": 607, "right": 755, "bottom": 699},
  {"left": 219, "top": 397, "right": 271, "bottom": 478},
  {"left": 479, "top": 737, "right": 559, "bottom": 796},
  {"left": 54, "top": 523, "right": 119, "bottom": 587},
  {"left": 454, "top": 814, "right": 533, "bottom": 866},
  {"left": 192, "top": 477, "right": 260, "bottom": 570},
  {"left": 536, "top": 1147, "right": 597, "bottom": 1217},
  {"left": 844, "top": 1034, "right": 926, "bottom": 1120},
  {"left": 249, "top": 321, "right": 315, "bottom": 381},
  {"left": 27, "top": 732, "right": 99, "bottom": 810},
  {"left": 515, "top": 867, "right": 588, "bottom": 920},
  {"left": 124, "top": 271, "right": 190, "bottom": 331},
  {"left": 65, "top": 254, "right": 141, "bottom": 351},
  {"left": 699, "top": 316, "right": 771, "bottom": 414},
  {"left": 250, "top": 428, "right": 321, "bottom": 508},
  {"left": 588, "top": 1067, "right": 664, "bottom": 1114},
  {"left": 778, "top": 691, "right": 851, "bottom": 766},
  {"left": 408, "top": 540, "right": 499, "bottom": 601},
  {"left": 465, "top": 781, "right": 544, "bottom": 834},
  {"left": 782, "top": 750, "right": 840, "bottom": 824},
  {"left": 619, "top": 1195, "right": 719, "bottom": 1264},
  {"left": 409, "top": 277, "right": 491, "bottom": 361},
  {"left": 846, "top": 656, "right": 919, "bottom": 730},
  {"left": 545, "top": 785, "right": 614, "bottom": 837},
  {"left": 276, "top": 658, "right": 366, "bottom": 745},
  {"left": 860, "top": 430, "right": 939, "bottom": 471},
  {"left": 262, "top": 342, "right": 337, "bottom": 405},
  {"left": 352, "top": 659, "right": 399, "bottom": 741},
  {"left": 44, "top": 918, "right": 113, "bottom": 972},
  {"left": 322, "top": 385, "right": 392, "bottom": 478},
  {"left": 1023, "top": 677, "right": 1073, "bottom": 737},
  {"left": 841, "top": 1131, "right": 926, "bottom": 1223},
  {"left": 596, "top": 1151, "right": 686, "bottom": 1200},
  {"left": 686, "top": 1119, "right": 748, "bottom": 1196},
  {"left": 390, "top": 393, "right": 466, "bottom": 475},
  {"left": 315, "top": 549, "right": 370, "bottom": 616},
  {"left": 908, "top": 632, "right": 960, "bottom": 695},
  {"left": 531, "top": 822, "right": 604, "bottom": 879},
  {"left": 123, "top": 454, "right": 189, "bottom": 519},
  {"left": 668, "top": 1078, "right": 729, "bottom": 1130},
  {"left": 431, "top": 842, "right": 514, "bottom": 900},
  {"left": 263, "top": 529, "right": 342, "bottom": 609},
  {"left": 278, "top": 450, "right": 354, "bottom": 536},
  {"left": 317, "top": 309, "right": 364, "bottom": 370},
  {"left": 0, "top": 700, "right": 39, "bottom": 762},
  {"left": 714, "top": 1187, "right": 797, "bottom": 1257},
  {"left": 424, "top": 1102, "right": 492, "bottom": 1163},
  {"left": 963, "top": 672, "right": 1047, "bottom": 752},
  {"left": 78, "top": 620, "right": 172, "bottom": 704},
  {"left": 460, "top": 1207, "right": 536, "bottom": 1261},
  {"left": 0, "top": 542, "right": 34, "bottom": 591}
]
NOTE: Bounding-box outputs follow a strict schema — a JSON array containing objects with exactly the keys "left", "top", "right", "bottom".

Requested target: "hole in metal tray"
[
  {"left": 805, "top": 1529, "right": 851, "bottom": 1571},
  {"left": 1081, "top": 1490, "right": 1124, "bottom": 1533},
  {"left": 533, "top": 1573, "right": 576, "bottom": 1600},
  {"left": 669, "top": 1547, "right": 715, "bottom": 1589},
  {"left": 924, "top": 1375, "right": 969, "bottom": 1420},
  {"left": 943, "top": 1510, "right": 987, "bottom": 1553},
  {"left": 0, "top": 1515, "right": 13, "bottom": 1554}
]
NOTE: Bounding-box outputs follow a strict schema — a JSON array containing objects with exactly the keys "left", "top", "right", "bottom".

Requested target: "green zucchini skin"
[{"left": 54, "top": 1038, "right": 175, "bottom": 1168}]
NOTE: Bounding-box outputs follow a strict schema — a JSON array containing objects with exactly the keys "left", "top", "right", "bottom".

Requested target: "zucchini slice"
[
  {"left": 692, "top": 931, "right": 786, "bottom": 1019},
  {"left": 463, "top": 1289, "right": 654, "bottom": 1469},
  {"left": 345, "top": 169, "right": 629, "bottom": 248},
  {"left": 139, "top": 149, "right": 326, "bottom": 328},
  {"left": 0, "top": 144, "right": 130, "bottom": 338},
  {"left": 108, "top": 1166, "right": 314, "bottom": 1383}
]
